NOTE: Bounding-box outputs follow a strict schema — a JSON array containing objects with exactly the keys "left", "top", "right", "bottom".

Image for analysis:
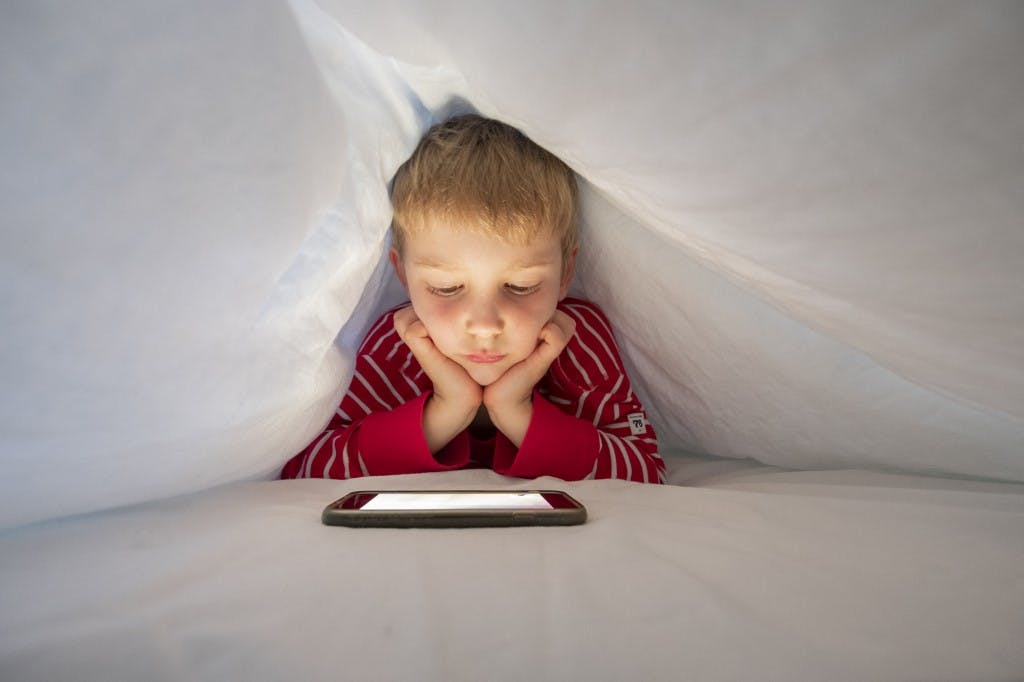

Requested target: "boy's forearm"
[{"left": 422, "top": 394, "right": 477, "bottom": 454}]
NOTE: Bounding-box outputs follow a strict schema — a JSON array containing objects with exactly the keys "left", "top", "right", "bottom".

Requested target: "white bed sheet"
[{"left": 3, "top": 456, "right": 1022, "bottom": 682}]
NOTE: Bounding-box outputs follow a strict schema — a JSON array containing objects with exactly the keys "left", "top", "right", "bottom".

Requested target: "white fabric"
[
  {"left": 2, "top": 459, "right": 1023, "bottom": 681},
  {"left": 2, "top": 2, "right": 1023, "bottom": 530}
]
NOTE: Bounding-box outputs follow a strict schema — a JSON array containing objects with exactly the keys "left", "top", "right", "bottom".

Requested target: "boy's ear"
[
  {"left": 389, "top": 247, "right": 409, "bottom": 292},
  {"left": 559, "top": 245, "right": 579, "bottom": 300}
]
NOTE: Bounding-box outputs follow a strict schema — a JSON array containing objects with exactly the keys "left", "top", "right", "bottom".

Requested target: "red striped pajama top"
[{"left": 280, "top": 297, "right": 664, "bottom": 484}]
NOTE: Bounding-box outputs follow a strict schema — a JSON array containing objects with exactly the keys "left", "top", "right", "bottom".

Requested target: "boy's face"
[{"left": 390, "top": 219, "right": 576, "bottom": 386}]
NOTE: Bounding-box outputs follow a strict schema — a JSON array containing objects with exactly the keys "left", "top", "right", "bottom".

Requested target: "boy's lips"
[{"left": 466, "top": 352, "right": 506, "bottom": 364}]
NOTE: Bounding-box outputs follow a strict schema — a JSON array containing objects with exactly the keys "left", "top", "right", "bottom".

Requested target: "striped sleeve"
[
  {"left": 280, "top": 306, "right": 469, "bottom": 479},
  {"left": 494, "top": 298, "right": 664, "bottom": 484}
]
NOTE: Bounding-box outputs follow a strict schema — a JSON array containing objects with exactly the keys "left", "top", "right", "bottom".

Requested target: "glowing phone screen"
[{"left": 359, "top": 492, "right": 555, "bottom": 511}]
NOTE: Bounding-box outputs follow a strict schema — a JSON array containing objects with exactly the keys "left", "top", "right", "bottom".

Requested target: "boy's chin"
[{"left": 464, "top": 365, "right": 506, "bottom": 387}]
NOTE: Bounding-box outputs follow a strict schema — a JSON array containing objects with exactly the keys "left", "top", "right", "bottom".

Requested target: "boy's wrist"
[
  {"left": 422, "top": 393, "right": 479, "bottom": 454},
  {"left": 430, "top": 392, "right": 479, "bottom": 423},
  {"left": 486, "top": 398, "right": 533, "bottom": 448},
  {"left": 482, "top": 392, "right": 530, "bottom": 413}
]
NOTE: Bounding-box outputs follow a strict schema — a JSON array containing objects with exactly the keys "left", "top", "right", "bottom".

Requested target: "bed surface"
[{"left": 4, "top": 455, "right": 1022, "bottom": 682}]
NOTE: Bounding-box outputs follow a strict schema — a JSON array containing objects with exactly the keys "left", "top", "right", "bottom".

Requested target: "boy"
[{"left": 281, "top": 115, "right": 663, "bottom": 483}]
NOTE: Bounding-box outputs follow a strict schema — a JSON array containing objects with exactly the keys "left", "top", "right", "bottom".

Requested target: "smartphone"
[{"left": 322, "top": 490, "right": 587, "bottom": 528}]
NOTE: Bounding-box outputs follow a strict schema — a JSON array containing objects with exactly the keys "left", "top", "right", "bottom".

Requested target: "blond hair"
[{"left": 391, "top": 115, "right": 578, "bottom": 270}]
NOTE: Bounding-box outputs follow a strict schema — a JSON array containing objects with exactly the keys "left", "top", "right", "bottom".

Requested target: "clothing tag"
[{"left": 627, "top": 412, "right": 647, "bottom": 436}]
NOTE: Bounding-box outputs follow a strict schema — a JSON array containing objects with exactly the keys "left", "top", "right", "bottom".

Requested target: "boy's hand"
[
  {"left": 483, "top": 310, "right": 576, "bottom": 446},
  {"left": 394, "top": 306, "right": 482, "bottom": 453}
]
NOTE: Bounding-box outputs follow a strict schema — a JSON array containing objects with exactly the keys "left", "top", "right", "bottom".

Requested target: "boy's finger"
[
  {"left": 399, "top": 322, "right": 460, "bottom": 381},
  {"left": 392, "top": 305, "right": 417, "bottom": 336},
  {"left": 550, "top": 310, "right": 577, "bottom": 340},
  {"left": 402, "top": 325, "right": 440, "bottom": 360},
  {"left": 394, "top": 309, "right": 431, "bottom": 345},
  {"left": 392, "top": 308, "right": 468, "bottom": 385},
  {"left": 520, "top": 322, "right": 569, "bottom": 374},
  {"left": 403, "top": 319, "right": 430, "bottom": 340},
  {"left": 540, "top": 317, "right": 574, "bottom": 353}
]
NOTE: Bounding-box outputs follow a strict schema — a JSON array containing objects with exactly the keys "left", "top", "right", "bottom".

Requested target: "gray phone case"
[{"left": 322, "top": 489, "right": 588, "bottom": 528}]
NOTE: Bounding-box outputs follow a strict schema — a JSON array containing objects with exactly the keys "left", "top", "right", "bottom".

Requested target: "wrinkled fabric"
[{"left": 2, "top": 1, "right": 1022, "bottom": 529}]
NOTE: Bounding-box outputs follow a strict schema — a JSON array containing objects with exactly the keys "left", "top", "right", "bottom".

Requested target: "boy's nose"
[{"left": 464, "top": 300, "right": 503, "bottom": 339}]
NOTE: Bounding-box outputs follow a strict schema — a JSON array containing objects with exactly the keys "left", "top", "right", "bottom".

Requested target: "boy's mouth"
[{"left": 466, "top": 352, "right": 506, "bottom": 364}]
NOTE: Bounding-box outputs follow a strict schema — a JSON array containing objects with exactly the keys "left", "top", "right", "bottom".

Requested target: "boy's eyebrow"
[
  {"left": 412, "top": 259, "right": 455, "bottom": 269},
  {"left": 414, "top": 259, "right": 555, "bottom": 270}
]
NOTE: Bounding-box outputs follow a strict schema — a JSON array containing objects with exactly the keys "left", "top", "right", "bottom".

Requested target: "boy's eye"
[
  {"left": 506, "top": 283, "right": 540, "bottom": 296},
  {"left": 427, "top": 284, "right": 462, "bottom": 297}
]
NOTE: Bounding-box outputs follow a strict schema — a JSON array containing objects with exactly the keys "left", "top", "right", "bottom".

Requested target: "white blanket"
[
  {"left": 2, "top": 455, "right": 1022, "bottom": 681},
  {"left": 3, "top": 2, "right": 1023, "bottom": 530}
]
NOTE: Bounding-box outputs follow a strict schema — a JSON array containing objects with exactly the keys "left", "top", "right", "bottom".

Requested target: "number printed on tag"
[{"left": 627, "top": 412, "right": 647, "bottom": 436}]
